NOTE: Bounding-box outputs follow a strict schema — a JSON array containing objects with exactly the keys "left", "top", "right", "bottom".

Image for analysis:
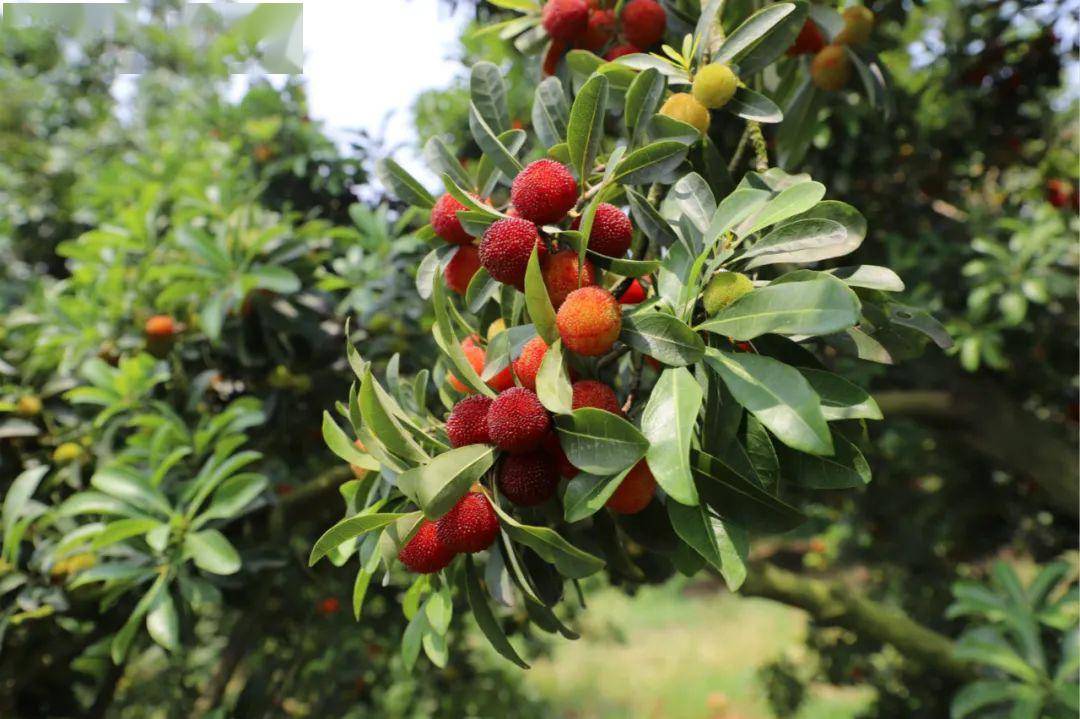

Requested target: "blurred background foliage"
[{"left": 0, "top": 1, "right": 1075, "bottom": 718}]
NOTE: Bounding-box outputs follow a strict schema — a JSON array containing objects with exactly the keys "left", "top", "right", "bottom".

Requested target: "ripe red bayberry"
[
  {"left": 556, "top": 286, "right": 622, "bottom": 356},
  {"left": 786, "top": 19, "right": 825, "bottom": 56},
  {"left": 605, "top": 43, "right": 642, "bottom": 60},
  {"left": 448, "top": 336, "right": 485, "bottom": 393},
  {"left": 617, "top": 278, "right": 647, "bottom": 304},
  {"left": 542, "top": 0, "right": 589, "bottom": 42},
  {"left": 572, "top": 203, "right": 633, "bottom": 257},
  {"left": 542, "top": 249, "right": 596, "bottom": 307},
  {"left": 605, "top": 460, "right": 656, "bottom": 514},
  {"left": 543, "top": 38, "right": 569, "bottom": 77},
  {"left": 542, "top": 431, "right": 578, "bottom": 478},
  {"left": 479, "top": 217, "right": 546, "bottom": 290},
  {"left": 513, "top": 336, "right": 549, "bottom": 391},
  {"left": 498, "top": 451, "right": 560, "bottom": 506},
  {"left": 487, "top": 387, "right": 551, "bottom": 453},
  {"left": 621, "top": 0, "right": 666, "bottom": 49},
  {"left": 571, "top": 380, "right": 621, "bottom": 414},
  {"left": 444, "top": 244, "right": 481, "bottom": 294},
  {"left": 579, "top": 8, "right": 616, "bottom": 51},
  {"left": 398, "top": 520, "right": 455, "bottom": 573},
  {"left": 145, "top": 314, "right": 176, "bottom": 339},
  {"left": 436, "top": 492, "right": 500, "bottom": 553},
  {"left": 430, "top": 193, "right": 473, "bottom": 245},
  {"left": 510, "top": 160, "right": 578, "bottom": 225},
  {"left": 446, "top": 395, "right": 493, "bottom": 447}
]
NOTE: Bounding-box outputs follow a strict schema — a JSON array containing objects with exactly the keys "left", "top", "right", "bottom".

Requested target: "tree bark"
[{"left": 740, "top": 561, "right": 976, "bottom": 683}]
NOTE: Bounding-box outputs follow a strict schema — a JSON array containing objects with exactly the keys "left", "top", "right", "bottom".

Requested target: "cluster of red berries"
[
  {"left": 787, "top": 7, "right": 875, "bottom": 92},
  {"left": 540, "top": 0, "right": 666, "bottom": 75},
  {"left": 398, "top": 491, "right": 501, "bottom": 574},
  {"left": 1046, "top": 179, "right": 1079, "bottom": 211}
]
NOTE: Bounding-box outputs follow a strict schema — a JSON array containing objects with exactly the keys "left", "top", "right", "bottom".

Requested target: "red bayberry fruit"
[
  {"left": 617, "top": 278, "right": 647, "bottom": 304},
  {"left": 436, "top": 492, "right": 500, "bottom": 553},
  {"left": 487, "top": 387, "right": 551, "bottom": 453},
  {"left": 513, "top": 336, "right": 549, "bottom": 391},
  {"left": 542, "top": 0, "right": 590, "bottom": 41},
  {"left": 430, "top": 193, "right": 473, "bottom": 245},
  {"left": 543, "top": 38, "right": 569, "bottom": 77},
  {"left": 446, "top": 395, "right": 493, "bottom": 447},
  {"left": 398, "top": 520, "right": 455, "bottom": 573},
  {"left": 579, "top": 8, "right": 616, "bottom": 51},
  {"left": 317, "top": 597, "right": 341, "bottom": 615},
  {"left": 572, "top": 203, "right": 633, "bottom": 257},
  {"left": 542, "top": 249, "right": 597, "bottom": 307},
  {"left": 605, "top": 43, "right": 642, "bottom": 60},
  {"left": 542, "top": 431, "right": 578, "bottom": 478},
  {"left": 498, "top": 451, "right": 560, "bottom": 506},
  {"left": 510, "top": 159, "right": 578, "bottom": 225},
  {"left": 557, "top": 286, "right": 622, "bottom": 356},
  {"left": 479, "top": 217, "right": 547, "bottom": 290},
  {"left": 444, "top": 244, "right": 481, "bottom": 294},
  {"left": 605, "top": 460, "right": 656, "bottom": 514},
  {"left": 786, "top": 19, "right": 825, "bottom": 56},
  {"left": 448, "top": 336, "right": 486, "bottom": 393},
  {"left": 571, "top": 379, "right": 621, "bottom": 414},
  {"left": 621, "top": 0, "right": 666, "bottom": 48}
]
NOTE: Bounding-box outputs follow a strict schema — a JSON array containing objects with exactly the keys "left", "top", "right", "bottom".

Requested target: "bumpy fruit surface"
[
  {"left": 510, "top": 160, "right": 578, "bottom": 225},
  {"left": 541, "top": 0, "right": 589, "bottom": 41},
  {"left": 556, "top": 286, "right": 622, "bottom": 356},
  {"left": 436, "top": 492, "right": 499, "bottom": 553},
  {"left": 605, "top": 43, "right": 641, "bottom": 60},
  {"left": 702, "top": 272, "right": 753, "bottom": 314},
  {"left": 16, "top": 395, "right": 42, "bottom": 417},
  {"left": 487, "top": 387, "right": 551, "bottom": 453},
  {"left": 542, "top": 431, "right": 578, "bottom": 478},
  {"left": 145, "top": 314, "right": 176, "bottom": 339},
  {"left": 811, "top": 45, "right": 851, "bottom": 91},
  {"left": 479, "top": 217, "right": 545, "bottom": 290},
  {"left": 498, "top": 451, "right": 560, "bottom": 506},
  {"left": 617, "top": 278, "right": 647, "bottom": 304},
  {"left": 605, "top": 460, "right": 656, "bottom": 514},
  {"left": 787, "top": 19, "right": 825, "bottom": 56},
  {"left": 446, "top": 395, "right": 493, "bottom": 447},
  {"left": 835, "top": 6, "right": 874, "bottom": 46},
  {"left": 430, "top": 193, "right": 473, "bottom": 245},
  {"left": 692, "top": 63, "right": 738, "bottom": 109},
  {"left": 398, "top": 520, "right": 455, "bottom": 573},
  {"left": 542, "top": 249, "right": 596, "bottom": 307},
  {"left": 571, "top": 202, "right": 633, "bottom": 257},
  {"left": 448, "top": 336, "right": 485, "bottom": 393},
  {"left": 571, "top": 380, "right": 621, "bottom": 414},
  {"left": 659, "top": 93, "right": 710, "bottom": 134},
  {"left": 444, "top": 244, "right": 481, "bottom": 295},
  {"left": 579, "top": 8, "right": 616, "bottom": 51},
  {"left": 513, "top": 336, "right": 549, "bottom": 391},
  {"left": 621, "top": 0, "right": 666, "bottom": 48}
]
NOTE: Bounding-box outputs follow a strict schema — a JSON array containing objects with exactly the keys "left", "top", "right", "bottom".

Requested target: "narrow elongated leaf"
[
  {"left": 612, "top": 140, "right": 689, "bottom": 185},
  {"left": 627, "top": 187, "right": 680, "bottom": 247},
  {"left": 424, "top": 136, "right": 473, "bottom": 192},
  {"left": 781, "top": 433, "right": 870, "bottom": 488},
  {"left": 694, "top": 0, "right": 724, "bottom": 62},
  {"left": 489, "top": 500, "right": 605, "bottom": 578},
  {"left": 742, "top": 219, "right": 848, "bottom": 268},
  {"left": 469, "top": 103, "right": 523, "bottom": 178},
  {"left": 413, "top": 444, "right": 496, "bottom": 520},
  {"left": 699, "top": 277, "right": 860, "bottom": 340},
  {"left": 111, "top": 574, "right": 165, "bottom": 663},
  {"left": 828, "top": 265, "right": 905, "bottom": 292},
  {"left": 90, "top": 518, "right": 161, "bottom": 550},
  {"left": 555, "top": 408, "right": 649, "bottom": 475},
  {"left": 470, "top": 61, "right": 510, "bottom": 134},
  {"left": 360, "top": 367, "right": 429, "bottom": 463},
  {"left": 431, "top": 275, "right": 495, "bottom": 397},
  {"left": 2, "top": 465, "right": 47, "bottom": 543},
  {"left": 536, "top": 340, "right": 572, "bottom": 414},
  {"left": 736, "top": 2, "right": 809, "bottom": 75},
  {"left": 566, "top": 74, "right": 609, "bottom": 182},
  {"left": 309, "top": 512, "right": 412, "bottom": 565},
  {"left": 798, "top": 369, "right": 881, "bottom": 420},
  {"left": 704, "top": 348, "right": 832, "bottom": 455},
  {"left": 620, "top": 311, "right": 705, "bottom": 366},
  {"left": 641, "top": 368, "right": 702, "bottom": 505},
  {"left": 726, "top": 87, "right": 783, "bottom": 123},
  {"left": 714, "top": 3, "right": 798, "bottom": 65},
  {"left": 463, "top": 555, "right": 530, "bottom": 668},
  {"left": 146, "top": 590, "right": 179, "bottom": 652},
  {"left": 742, "top": 181, "right": 826, "bottom": 236},
  {"left": 185, "top": 529, "right": 241, "bottom": 575},
  {"left": 322, "top": 411, "right": 379, "bottom": 470},
  {"left": 532, "top": 76, "right": 569, "bottom": 148},
  {"left": 563, "top": 468, "right": 632, "bottom": 522},
  {"left": 375, "top": 158, "right": 434, "bottom": 209},
  {"left": 624, "top": 68, "right": 665, "bottom": 146},
  {"left": 692, "top": 449, "right": 807, "bottom": 533},
  {"left": 665, "top": 172, "right": 716, "bottom": 237},
  {"left": 524, "top": 246, "right": 559, "bottom": 345},
  {"left": 668, "top": 501, "right": 748, "bottom": 590},
  {"left": 886, "top": 303, "right": 953, "bottom": 349}
]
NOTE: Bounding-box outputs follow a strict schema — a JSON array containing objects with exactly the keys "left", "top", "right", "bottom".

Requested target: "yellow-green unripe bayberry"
[
  {"left": 703, "top": 272, "right": 753, "bottom": 314},
  {"left": 692, "top": 63, "right": 738, "bottom": 109},
  {"left": 659, "top": 92, "right": 710, "bottom": 134}
]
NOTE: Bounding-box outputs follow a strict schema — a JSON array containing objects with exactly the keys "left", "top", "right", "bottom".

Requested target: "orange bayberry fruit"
[
  {"left": 605, "top": 460, "right": 656, "bottom": 514},
  {"left": 835, "top": 6, "right": 874, "bottom": 46},
  {"left": 145, "top": 314, "right": 176, "bottom": 339},
  {"left": 446, "top": 395, "right": 493, "bottom": 447},
  {"left": 444, "top": 244, "right": 481, "bottom": 294},
  {"left": 513, "top": 336, "right": 549, "bottom": 391},
  {"left": 556, "top": 286, "right": 622, "bottom": 356},
  {"left": 398, "top": 520, "right": 455, "bottom": 573},
  {"left": 510, "top": 160, "right": 578, "bottom": 225},
  {"left": 571, "top": 380, "right": 621, "bottom": 414},
  {"left": 436, "top": 492, "right": 500, "bottom": 553},
  {"left": 448, "top": 336, "right": 485, "bottom": 393},
  {"left": 542, "top": 250, "right": 597, "bottom": 307},
  {"left": 541, "top": 0, "right": 589, "bottom": 41},
  {"left": 487, "top": 387, "right": 551, "bottom": 453},
  {"left": 621, "top": 0, "right": 666, "bottom": 48},
  {"left": 430, "top": 193, "right": 474, "bottom": 245},
  {"left": 479, "top": 217, "right": 547, "bottom": 290},
  {"left": 571, "top": 203, "right": 633, "bottom": 257},
  {"left": 811, "top": 45, "right": 851, "bottom": 91},
  {"left": 498, "top": 451, "right": 560, "bottom": 506},
  {"left": 787, "top": 19, "right": 825, "bottom": 56}
]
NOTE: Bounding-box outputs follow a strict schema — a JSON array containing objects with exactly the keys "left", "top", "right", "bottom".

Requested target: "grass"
[{"left": 514, "top": 577, "right": 873, "bottom": 719}]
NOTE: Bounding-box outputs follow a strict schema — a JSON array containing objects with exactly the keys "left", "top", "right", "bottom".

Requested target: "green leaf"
[
  {"left": 89, "top": 518, "right": 162, "bottom": 550},
  {"left": 463, "top": 555, "right": 530, "bottom": 669},
  {"left": 627, "top": 187, "right": 679, "bottom": 247},
  {"left": 196, "top": 473, "right": 268, "bottom": 525},
  {"left": 886, "top": 303, "right": 954, "bottom": 349},
  {"left": 781, "top": 433, "right": 870, "bottom": 488},
  {"left": 470, "top": 61, "right": 510, "bottom": 134},
  {"left": 524, "top": 246, "right": 559, "bottom": 345},
  {"left": 532, "top": 76, "right": 570, "bottom": 149},
  {"left": 555, "top": 408, "right": 650, "bottom": 475},
  {"left": 146, "top": 589, "right": 179, "bottom": 652},
  {"left": 706, "top": 188, "right": 771, "bottom": 246},
  {"left": 309, "top": 512, "right": 413, "bottom": 566},
  {"left": 424, "top": 136, "right": 473, "bottom": 192},
  {"left": 668, "top": 502, "right": 748, "bottom": 590},
  {"left": 556, "top": 230, "right": 661, "bottom": 276},
  {"left": 375, "top": 158, "right": 434, "bottom": 209},
  {"left": 412, "top": 444, "right": 496, "bottom": 520},
  {"left": 566, "top": 74, "right": 609, "bottom": 183},
  {"left": 536, "top": 340, "right": 573, "bottom": 414},
  {"left": 469, "top": 103, "right": 523, "bottom": 178},
  {"left": 624, "top": 68, "right": 665, "bottom": 146},
  {"left": 2, "top": 465, "right": 48, "bottom": 550},
  {"left": 714, "top": 3, "right": 799, "bottom": 65},
  {"left": 798, "top": 369, "right": 881, "bottom": 421},
  {"left": 612, "top": 140, "right": 690, "bottom": 185},
  {"left": 185, "top": 529, "right": 241, "bottom": 575},
  {"left": 736, "top": 2, "right": 809, "bottom": 75},
  {"left": 691, "top": 449, "right": 807, "bottom": 533},
  {"left": 431, "top": 274, "right": 496, "bottom": 397},
  {"left": 563, "top": 468, "right": 632, "bottom": 522},
  {"left": 465, "top": 266, "right": 500, "bottom": 313},
  {"left": 954, "top": 628, "right": 1042, "bottom": 683},
  {"left": 951, "top": 680, "right": 1027, "bottom": 719},
  {"left": 360, "top": 367, "right": 429, "bottom": 463},
  {"left": 742, "top": 219, "right": 850, "bottom": 270},
  {"left": 741, "top": 181, "right": 827, "bottom": 236},
  {"left": 666, "top": 172, "right": 716, "bottom": 238},
  {"left": 693, "top": 0, "right": 725, "bottom": 63},
  {"left": 111, "top": 574, "right": 166, "bottom": 663},
  {"left": 705, "top": 349, "right": 832, "bottom": 455},
  {"left": 322, "top": 411, "right": 380, "bottom": 470},
  {"left": 699, "top": 276, "right": 860, "bottom": 340},
  {"left": 641, "top": 368, "right": 703, "bottom": 505},
  {"left": 91, "top": 467, "right": 171, "bottom": 517},
  {"left": 726, "top": 87, "right": 783, "bottom": 123},
  {"left": 489, "top": 500, "right": 605, "bottom": 579},
  {"left": 620, "top": 311, "right": 705, "bottom": 366}
]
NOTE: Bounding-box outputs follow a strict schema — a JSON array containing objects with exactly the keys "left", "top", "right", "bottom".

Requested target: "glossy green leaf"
[
  {"left": 185, "top": 529, "right": 241, "bottom": 575},
  {"left": 624, "top": 68, "right": 665, "bottom": 146},
  {"left": 470, "top": 61, "right": 510, "bottom": 134},
  {"left": 699, "top": 277, "right": 860, "bottom": 340},
  {"left": 375, "top": 158, "right": 434, "bottom": 209},
  {"left": 536, "top": 340, "right": 572, "bottom": 414},
  {"left": 566, "top": 73, "right": 609, "bottom": 183},
  {"left": 691, "top": 449, "right": 806, "bottom": 533},
  {"left": 612, "top": 140, "right": 690, "bottom": 185},
  {"left": 524, "top": 245, "right": 559, "bottom": 345},
  {"left": 413, "top": 444, "right": 496, "bottom": 520},
  {"left": 798, "top": 369, "right": 881, "bottom": 421},
  {"left": 555, "top": 408, "right": 650, "bottom": 475},
  {"left": 489, "top": 500, "right": 605, "bottom": 578},
  {"left": 713, "top": 3, "right": 798, "bottom": 65},
  {"left": 532, "top": 76, "right": 570, "bottom": 148},
  {"left": 309, "top": 512, "right": 413, "bottom": 566},
  {"left": 463, "top": 555, "right": 530, "bottom": 668},
  {"left": 668, "top": 501, "right": 748, "bottom": 590},
  {"left": 322, "top": 411, "right": 380, "bottom": 470},
  {"left": 469, "top": 102, "right": 523, "bottom": 178},
  {"left": 563, "top": 468, "right": 632, "bottom": 522},
  {"left": 641, "top": 368, "right": 703, "bottom": 505},
  {"left": 781, "top": 433, "right": 870, "bottom": 488},
  {"left": 620, "top": 311, "right": 705, "bottom": 366}
]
